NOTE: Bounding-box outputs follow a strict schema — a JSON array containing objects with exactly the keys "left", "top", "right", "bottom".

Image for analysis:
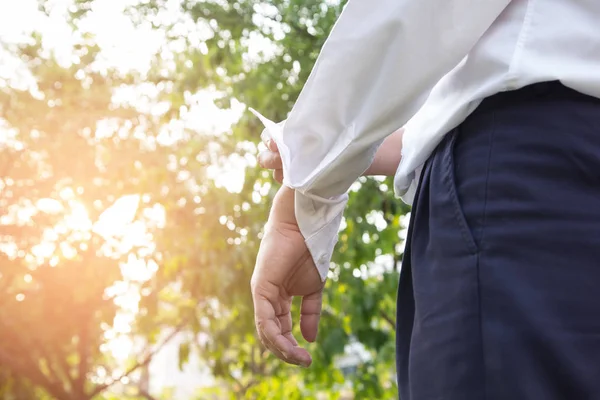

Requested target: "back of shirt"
[{"left": 397, "top": 0, "right": 600, "bottom": 203}]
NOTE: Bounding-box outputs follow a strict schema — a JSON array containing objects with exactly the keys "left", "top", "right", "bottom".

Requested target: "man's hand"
[
  {"left": 251, "top": 186, "right": 324, "bottom": 367},
  {"left": 257, "top": 138, "right": 284, "bottom": 183}
]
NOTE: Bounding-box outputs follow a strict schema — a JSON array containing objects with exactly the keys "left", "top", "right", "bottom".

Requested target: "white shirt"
[{"left": 252, "top": 0, "right": 600, "bottom": 281}]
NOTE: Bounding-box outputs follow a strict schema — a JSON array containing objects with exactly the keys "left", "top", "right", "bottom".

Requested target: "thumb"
[{"left": 300, "top": 290, "right": 323, "bottom": 343}]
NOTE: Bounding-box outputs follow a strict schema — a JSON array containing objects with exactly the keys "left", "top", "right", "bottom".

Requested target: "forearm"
[{"left": 363, "top": 128, "right": 403, "bottom": 177}]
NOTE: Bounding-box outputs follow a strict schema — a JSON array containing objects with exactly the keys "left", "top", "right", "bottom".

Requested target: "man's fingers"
[
  {"left": 258, "top": 150, "right": 282, "bottom": 169},
  {"left": 300, "top": 291, "right": 323, "bottom": 343},
  {"left": 260, "top": 134, "right": 279, "bottom": 152},
  {"left": 257, "top": 316, "right": 312, "bottom": 367},
  {"left": 256, "top": 150, "right": 284, "bottom": 182},
  {"left": 258, "top": 326, "right": 295, "bottom": 364},
  {"left": 267, "top": 139, "right": 278, "bottom": 152},
  {"left": 284, "top": 331, "right": 299, "bottom": 346},
  {"left": 277, "top": 306, "right": 299, "bottom": 346},
  {"left": 253, "top": 292, "right": 311, "bottom": 367}
]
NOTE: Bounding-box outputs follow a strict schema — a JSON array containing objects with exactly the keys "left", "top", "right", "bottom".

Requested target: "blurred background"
[{"left": 0, "top": 0, "right": 410, "bottom": 398}]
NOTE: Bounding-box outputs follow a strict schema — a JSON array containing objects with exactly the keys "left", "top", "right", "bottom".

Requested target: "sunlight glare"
[
  {"left": 0, "top": 0, "right": 255, "bottom": 389},
  {"left": 105, "top": 335, "right": 134, "bottom": 361},
  {"left": 64, "top": 202, "right": 92, "bottom": 232},
  {"left": 94, "top": 195, "right": 140, "bottom": 238}
]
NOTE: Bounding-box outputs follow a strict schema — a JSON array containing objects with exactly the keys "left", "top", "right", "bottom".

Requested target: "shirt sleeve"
[{"left": 252, "top": 0, "right": 512, "bottom": 281}]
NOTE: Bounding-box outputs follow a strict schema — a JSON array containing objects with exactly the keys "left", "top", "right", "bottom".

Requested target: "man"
[{"left": 251, "top": 1, "right": 600, "bottom": 399}]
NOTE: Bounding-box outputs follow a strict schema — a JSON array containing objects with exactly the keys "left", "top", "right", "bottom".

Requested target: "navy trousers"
[{"left": 396, "top": 82, "right": 600, "bottom": 400}]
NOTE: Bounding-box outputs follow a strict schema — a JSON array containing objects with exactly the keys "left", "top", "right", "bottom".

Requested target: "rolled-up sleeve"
[{"left": 253, "top": 0, "right": 511, "bottom": 280}]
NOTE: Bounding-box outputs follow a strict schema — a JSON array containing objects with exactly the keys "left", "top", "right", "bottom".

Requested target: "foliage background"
[{"left": 0, "top": 0, "right": 409, "bottom": 399}]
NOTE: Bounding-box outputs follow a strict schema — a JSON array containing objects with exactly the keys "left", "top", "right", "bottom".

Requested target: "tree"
[
  {"left": 0, "top": 4, "right": 181, "bottom": 398},
  {"left": 0, "top": 0, "right": 409, "bottom": 398}
]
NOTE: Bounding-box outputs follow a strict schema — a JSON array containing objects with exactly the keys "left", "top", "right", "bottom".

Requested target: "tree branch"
[
  {"left": 380, "top": 311, "right": 395, "bottom": 330},
  {"left": 0, "top": 347, "right": 72, "bottom": 400},
  {"left": 2, "top": 314, "right": 76, "bottom": 395},
  {"left": 46, "top": 346, "right": 75, "bottom": 395},
  {"left": 75, "top": 316, "right": 90, "bottom": 397},
  {"left": 136, "top": 386, "right": 159, "bottom": 400},
  {"left": 89, "top": 323, "right": 185, "bottom": 397},
  {"left": 393, "top": 253, "right": 401, "bottom": 273},
  {"left": 229, "top": 371, "right": 244, "bottom": 393}
]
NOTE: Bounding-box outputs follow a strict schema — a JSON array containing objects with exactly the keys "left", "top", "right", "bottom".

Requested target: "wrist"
[
  {"left": 362, "top": 128, "right": 403, "bottom": 177},
  {"left": 270, "top": 186, "right": 297, "bottom": 226}
]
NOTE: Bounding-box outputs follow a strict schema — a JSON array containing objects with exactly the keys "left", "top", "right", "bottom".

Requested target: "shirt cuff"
[
  {"left": 250, "top": 107, "right": 347, "bottom": 281},
  {"left": 295, "top": 191, "right": 348, "bottom": 281}
]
